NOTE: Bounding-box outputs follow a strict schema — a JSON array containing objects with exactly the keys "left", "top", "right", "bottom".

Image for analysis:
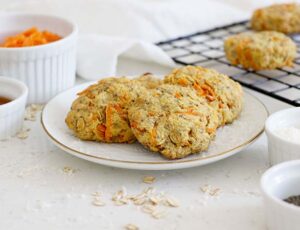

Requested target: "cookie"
[
  {"left": 128, "top": 84, "right": 219, "bottom": 159},
  {"left": 164, "top": 66, "right": 243, "bottom": 125},
  {"left": 251, "top": 3, "right": 300, "bottom": 34},
  {"left": 65, "top": 76, "right": 161, "bottom": 143},
  {"left": 133, "top": 73, "right": 163, "bottom": 89},
  {"left": 224, "top": 31, "right": 296, "bottom": 70}
]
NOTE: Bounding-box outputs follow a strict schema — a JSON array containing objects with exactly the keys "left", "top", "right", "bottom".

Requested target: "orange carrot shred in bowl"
[{"left": 1, "top": 27, "right": 62, "bottom": 48}]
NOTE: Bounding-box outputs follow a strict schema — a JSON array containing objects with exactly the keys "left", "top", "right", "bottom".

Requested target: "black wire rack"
[{"left": 157, "top": 20, "right": 300, "bottom": 106}]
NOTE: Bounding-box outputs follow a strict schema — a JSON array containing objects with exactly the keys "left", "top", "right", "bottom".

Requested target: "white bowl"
[
  {"left": 0, "top": 13, "right": 77, "bottom": 103},
  {"left": 0, "top": 76, "right": 28, "bottom": 140},
  {"left": 265, "top": 108, "right": 300, "bottom": 166},
  {"left": 261, "top": 160, "right": 300, "bottom": 230}
]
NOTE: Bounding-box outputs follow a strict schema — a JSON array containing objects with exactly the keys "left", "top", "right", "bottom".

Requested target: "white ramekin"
[
  {"left": 261, "top": 160, "right": 300, "bottom": 230},
  {"left": 265, "top": 108, "right": 300, "bottom": 166},
  {"left": 0, "top": 13, "right": 78, "bottom": 103},
  {"left": 0, "top": 76, "right": 28, "bottom": 140}
]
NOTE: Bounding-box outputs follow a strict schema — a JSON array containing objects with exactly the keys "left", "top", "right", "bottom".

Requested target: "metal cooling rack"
[{"left": 157, "top": 20, "right": 300, "bottom": 106}]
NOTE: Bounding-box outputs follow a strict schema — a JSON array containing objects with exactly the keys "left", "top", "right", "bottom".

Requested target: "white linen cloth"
[
  {"left": 2, "top": 0, "right": 296, "bottom": 79},
  {"left": 77, "top": 35, "right": 174, "bottom": 79}
]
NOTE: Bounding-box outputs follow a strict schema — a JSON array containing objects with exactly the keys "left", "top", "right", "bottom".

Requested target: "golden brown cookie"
[
  {"left": 251, "top": 3, "right": 300, "bottom": 34},
  {"left": 65, "top": 75, "right": 161, "bottom": 143},
  {"left": 224, "top": 31, "right": 296, "bottom": 70},
  {"left": 164, "top": 66, "right": 243, "bottom": 126},
  {"left": 128, "top": 84, "right": 219, "bottom": 159}
]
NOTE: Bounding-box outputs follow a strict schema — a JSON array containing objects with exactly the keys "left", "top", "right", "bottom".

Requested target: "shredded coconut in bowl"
[{"left": 275, "top": 126, "right": 300, "bottom": 144}]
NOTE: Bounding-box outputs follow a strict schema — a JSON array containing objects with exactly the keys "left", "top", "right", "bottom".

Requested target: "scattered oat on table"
[
  {"left": 62, "top": 166, "right": 77, "bottom": 175},
  {"left": 112, "top": 187, "right": 128, "bottom": 206},
  {"left": 151, "top": 209, "right": 167, "bottom": 219},
  {"left": 91, "top": 191, "right": 106, "bottom": 207},
  {"left": 125, "top": 224, "right": 139, "bottom": 230},
  {"left": 142, "top": 203, "right": 156, "bottom": 213},
  {"left": 164, "top": 197, "right": 180, "bottom": 207},
  {"left": 143, "top": 176, "right": 156, "bottom": 184},
  {"left": 24, "top": 104, "right": 44, "bottom": 121},
  {"left": 200, "top": 184, "right": 221, "bottom": 197},
  {"left": 90, "top": 186, "right": 179, "bottom": 218},
  {"left": 91, "top": 191, "right": 101, "bottom": 196},
  {"left": 111, "top": 186, "right": 179, "bottom": 219},
  {"left": 92, "top": 199, "right": 105, "bottom": 206},
  {"left": 16, "top": 128, "right": 30, "bottom": 139}
]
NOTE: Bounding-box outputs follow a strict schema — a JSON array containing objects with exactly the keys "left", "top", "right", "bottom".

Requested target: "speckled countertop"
[{"left": 0, "top": 60, "right": 292, "bottom": 230}]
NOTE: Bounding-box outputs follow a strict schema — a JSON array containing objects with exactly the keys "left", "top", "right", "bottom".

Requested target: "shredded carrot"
[
  {"left": 193, "top": 82, "right": 215, "bottom": 101},
  {"left": 96, "top": 124, "right": 106, "bottom": 139},
  {"left": 201, "top": 84, "right": 215, "bottom": 101},
  {"left": 243, "top": 48, "right": 260, "bottom": 70},
  {"left": 176, "top": 107, "right": 200, "bottom": 116},
  {"left": 150, "top": 127, "right": 157, "bottom": 145},
  {"left": 206, "top": 127, "right": 215, "bottom": 134},
  {"left": 130, "top": 121, "right": 138, "bottom": 129},
  {"left": 193, "top": 82, "right": 203, "bottom": 93},
  {"left": 97, "top": 124, "right": 106, "bottom": 132},
  {"left": 111, "top": 104, "right": 123, "bottom": 114},
  {"left": 178, "top": 78, "right": 189, "bottom": 86},
  {"left": 219, "top": 103, "right": 225, "bottom": 109},
  {"left": 130, "top": 121, "right": 145, "bottom": 133},
  {"left": 77, "top": 84, "right": 98, "bottom": 97},
  {"left": 120, "top": 95, "right": 129, "bottom": 103},
  {"left": 104, "top": 104, "right": 114, "bottom": 141},
  {"left": 174, "top": 92, "right": 182, "bottom": 99},
  {"left": 1, "top": 27, "right": 61, "bottom": 48},
  {"left": 105, "top": 103, "right": 126, "bottom": 141},
  {"left": 148, "top": 111, "right": 155, "bottom": 116}
]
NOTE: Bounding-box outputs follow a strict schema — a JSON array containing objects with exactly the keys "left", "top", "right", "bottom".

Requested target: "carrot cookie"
[
  {"left": 133, "top": 73, "right": 163, "bottom": 89},
  {"left": 224, "top": 31, "right": 296, "bottom": 70},
  {"left": 164, "top": 66, "right": 243, "bottom": 126},
  {"left": 128, "top": 84, "right": 219, "bottom": 159},
  {"left": 251, "top": 3, "right": 300, "bottom": 34},
  {"left": 65, "top": 75, "right": 161, "bottom": 143}
]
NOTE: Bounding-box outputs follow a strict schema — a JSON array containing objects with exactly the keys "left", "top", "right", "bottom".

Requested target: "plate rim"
[{"left": 41, "top": 85, "right": 268, "bottom": 166}]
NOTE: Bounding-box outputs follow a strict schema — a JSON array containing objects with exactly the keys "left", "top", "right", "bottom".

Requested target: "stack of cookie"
[
  {"left": 65, "top": 66, "right": 243, "bottom": 159},
  {"left": 224, "top": 3, "right": 299, "bottom": 70}
]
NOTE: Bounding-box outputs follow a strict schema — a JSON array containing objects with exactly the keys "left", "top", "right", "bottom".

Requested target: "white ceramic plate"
[{"left": 41, "top": 81, "right": 268, "bottom": 170}]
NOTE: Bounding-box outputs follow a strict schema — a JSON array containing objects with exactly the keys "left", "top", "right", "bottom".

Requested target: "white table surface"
[{"left": 0, "top": 58, "right": 292, "bottom": 230}]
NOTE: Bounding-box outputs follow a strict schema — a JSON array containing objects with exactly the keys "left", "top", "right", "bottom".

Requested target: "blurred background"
[{"left": 0, "top": 0, "right": 298, "bottom": 43}]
